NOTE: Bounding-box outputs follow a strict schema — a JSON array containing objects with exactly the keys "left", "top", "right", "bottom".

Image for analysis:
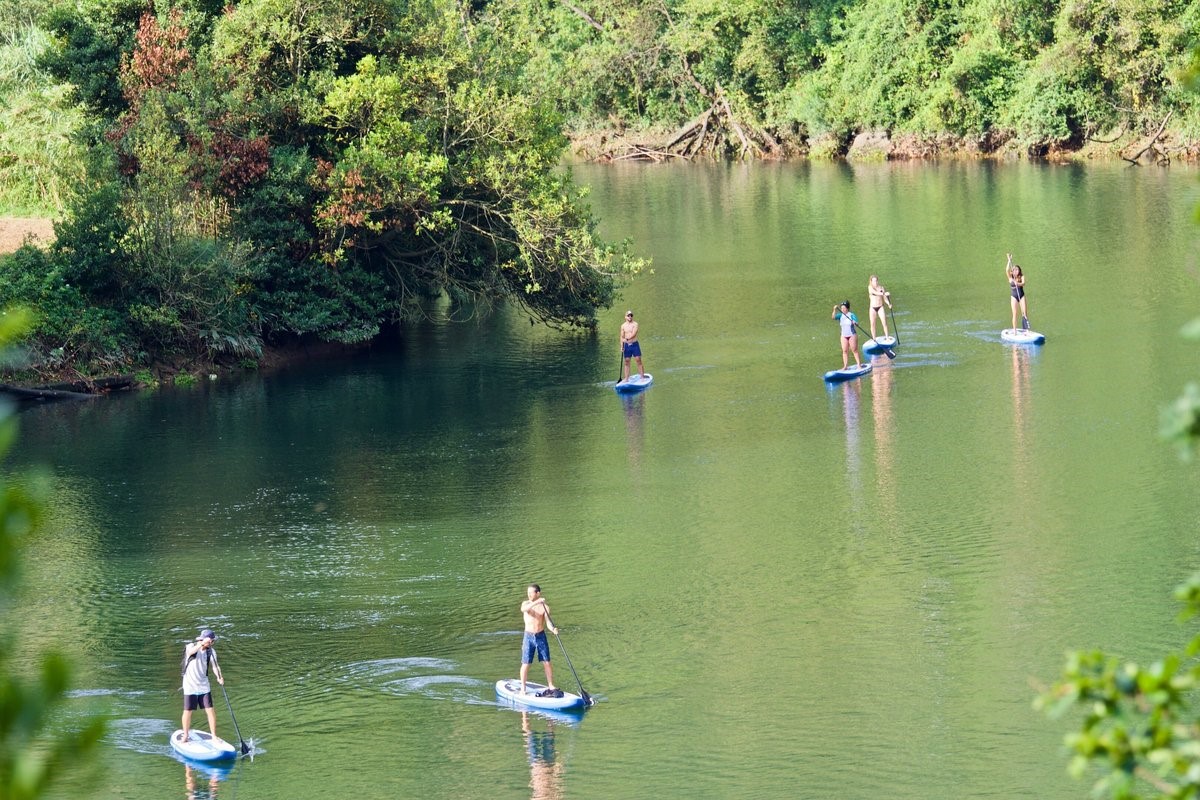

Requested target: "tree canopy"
[{"left": 1, "top": 0, "right": 643, "bottom": 375}]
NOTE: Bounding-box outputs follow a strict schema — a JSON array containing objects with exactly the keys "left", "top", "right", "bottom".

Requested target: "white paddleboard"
[
  {"left": 170, "top": 729, "right": 238, "bottom": 762},
  {"left": 1001, "top": 328, "right": 1045, "bottom": 345}
]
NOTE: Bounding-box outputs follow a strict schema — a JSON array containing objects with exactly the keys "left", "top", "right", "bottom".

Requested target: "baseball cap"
[{"left": 198, "top": 629, "right": 216, "bottom": 641}]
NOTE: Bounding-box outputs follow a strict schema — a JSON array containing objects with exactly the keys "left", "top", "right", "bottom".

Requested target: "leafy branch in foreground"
[
  {"left": 0, "top": 308, "right": 106, "bottom": 798},
  {"left": 1037, "top": 575, "right": 1200, "bottom": 800}
]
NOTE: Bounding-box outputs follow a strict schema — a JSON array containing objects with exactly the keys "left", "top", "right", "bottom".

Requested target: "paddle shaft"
[
  {"left": 213, "top": 653, "right": 250, "bottom": 755},
  {"left": 888, "top": 305, "right": 899, "bottom": 346},
  {"left": 851, "top": 318, "right": 895, "bottom": 359},
  {"left": 544, "top": 613, "right": 593, "bottom": 706}
]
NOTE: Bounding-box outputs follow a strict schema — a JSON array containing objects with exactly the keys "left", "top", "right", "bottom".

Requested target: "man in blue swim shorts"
[
  {"left": 520, "top": 583, "right": 558, "bottom": 694},
  {"left": 620, "top": 310, "right": 646, "bottom": 381}
]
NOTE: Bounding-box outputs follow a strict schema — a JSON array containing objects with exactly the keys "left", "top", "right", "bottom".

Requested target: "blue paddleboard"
[
  {"left": 1000, "top": 328, "right": 1045, "bottom": 345},
  {"left": 823, "top": 363, "right": 872, "bottom": 383},
  {"left": 615, "top": 374, "right": 653, "bottom": 393}
]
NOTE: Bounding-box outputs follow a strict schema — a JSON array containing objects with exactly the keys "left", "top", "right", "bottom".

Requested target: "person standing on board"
[
  {"left": 620, "top": 310, "right": 645, "bottom": 381},
  {"left": 520, "top": 584, "right": 558, "bottom": 694},
  {"left": 179, "top": 628, "right": 225, "bottom": 743},
  {"left": 1006, "top": 253, "right": 1030, "bottom": 330},
  {"left": 833, "top": 301, "right": 863, "bottom": 370},
  {"left": 867, "top": 275, "right": 892, "bottom": 339}
]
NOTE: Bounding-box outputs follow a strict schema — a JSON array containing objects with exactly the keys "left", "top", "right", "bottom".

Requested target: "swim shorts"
[
  {"left": 183, "top": 692, "right": 214, "bottom": 710},
  {"left": 522, "top": 631, "right": 551, "bottom": 664}
]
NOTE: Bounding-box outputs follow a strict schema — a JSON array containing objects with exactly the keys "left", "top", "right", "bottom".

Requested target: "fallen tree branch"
[
  {"left": 0, "top": 384, "right": 95, "bottom": 403},
  {"left": 1087, "top": 123, "right": 1127, "bottom": 144},
  {"left": 559, "top": 0, "right": 605, "bottom": 34},
  {"left": 1122, "top": 112, "right": 1173, "bottom": 165}
]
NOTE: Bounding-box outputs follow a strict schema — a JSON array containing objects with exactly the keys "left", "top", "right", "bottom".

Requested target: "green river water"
[{"left": 8, "top": 160, "right": 1200, "bottom": 799}]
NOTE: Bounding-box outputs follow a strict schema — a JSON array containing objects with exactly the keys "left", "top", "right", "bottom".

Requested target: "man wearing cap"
[
  {"left": 180, "top": 628, "right": 225, "bottom": 743},
  {"left": 619, "top": 310, "right": 645, "bottom": 381}
]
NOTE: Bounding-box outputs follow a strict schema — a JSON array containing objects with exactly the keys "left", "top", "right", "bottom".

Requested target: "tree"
[{"left": 19, "top": 0, "right": 641, "bottom": 374}]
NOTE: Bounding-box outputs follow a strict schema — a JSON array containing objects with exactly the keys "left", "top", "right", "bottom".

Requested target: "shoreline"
[{"left": 564, "top": 125, "right": 1196, "bottom": 164}]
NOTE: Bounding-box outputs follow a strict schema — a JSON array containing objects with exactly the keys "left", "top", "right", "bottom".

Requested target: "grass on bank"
[{"left": 0, "top": 21, "right": 84, "bottom": 217}]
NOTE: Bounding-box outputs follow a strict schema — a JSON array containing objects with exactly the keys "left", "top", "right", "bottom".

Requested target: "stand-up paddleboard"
[
  {"left": 171, "top": 730, "right": 238, "bottom": 762},
  {"left": 862, "top": 335, "right": 897, "bottom": 353},
  {"left": 614, "top": 374, "right": 653, "bottom": 393},
  {"left": 823, "top": 363, "right": 872, "bottom": 383},
  {"left": 1001, "top": 328, "right": 1045, "bottom": 345},
  {"left": 495, "top": 679, "right": 587, "bottom": 712}
]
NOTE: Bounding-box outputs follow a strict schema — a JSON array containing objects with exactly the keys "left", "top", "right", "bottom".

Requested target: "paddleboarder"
[
  {"left": 179, "top": 628, "right": 225, "bottom": 744},
  {"left": 1006, "top": 253, "right": 1030, "bottom": 330},
  {"left": 520, "top": 584, "right": 558, "bottom": 695},
  {"left": 833, "top": 301, "right": 863, "bottom": 370},
  {"left": 867, "top": 275, "right": 892, "bottom": 339},
  {"left": 620, "top": 310, "right": 645, "bottom": 381}
]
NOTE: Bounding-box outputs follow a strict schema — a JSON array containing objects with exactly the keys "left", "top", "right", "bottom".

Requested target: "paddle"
[
  {"left": 852, "top": 319, "right": 895, "bottom": 359},
  {"left": 544, "top": 613, "right": 594, "bottom": 707},
  {"left": 888, "top": 305, "right": 900, "bottom": 346},
  {"left": 212, "top": 653, "right": 250, "bottom": 755}
]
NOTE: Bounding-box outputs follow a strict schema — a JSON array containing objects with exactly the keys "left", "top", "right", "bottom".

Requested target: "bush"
[{"left": 0, "top": 245, "right": 133, "bottom": 375}]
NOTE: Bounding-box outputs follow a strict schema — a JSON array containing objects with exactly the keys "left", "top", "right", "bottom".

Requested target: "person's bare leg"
[{"left": 205, "top": 705, "right": 218, "bottom": 739}]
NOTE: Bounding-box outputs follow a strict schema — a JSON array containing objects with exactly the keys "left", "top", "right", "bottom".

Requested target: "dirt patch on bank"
[{"left": 0, "top": 218, "right": 54, "bottom": 254}]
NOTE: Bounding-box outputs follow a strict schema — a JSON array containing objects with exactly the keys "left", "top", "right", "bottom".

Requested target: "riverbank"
[{"left": 567, "top": 124, "right": 1197, "bottom": 164}]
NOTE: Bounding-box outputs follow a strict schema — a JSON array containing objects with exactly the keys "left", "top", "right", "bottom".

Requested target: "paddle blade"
[{"left": 884, "top": 348, "right": 896, "bottom": 359}]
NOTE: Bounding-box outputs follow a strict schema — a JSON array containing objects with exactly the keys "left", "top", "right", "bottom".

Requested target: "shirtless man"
[
  {"left": 520, "top": 583, "right": 558, "bottom": 694},
  {"left": 620, "top": 310, "right": 645, "bottom": 380}
]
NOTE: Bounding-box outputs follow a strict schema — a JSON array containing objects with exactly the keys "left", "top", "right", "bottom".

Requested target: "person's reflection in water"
[
  {"left": 184, "top": 764, "right": 220, "bottom": 800},
  {"left": 621, "top": 392, "right": 645, "bottom": 471},
  {"left": 841, "top": 379, "right": 862, "bottom": 478},
  {"left": 522, "top": 712, "right": 564, "bottom": 800},
  {"left": 1009, "top": 345, "right": 1032, "bottom": 456},
  {"left": 871, "top": 361, "right": 894, "bottom": 493}
]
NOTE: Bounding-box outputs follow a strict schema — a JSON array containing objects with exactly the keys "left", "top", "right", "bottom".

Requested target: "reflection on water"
[
  {"left": 831, "top": 379, "right": 864, "bottom": 512},
  {"left": 620, "top": 393, "right": 645, "bottom": 471},
  {"left": 1008, "top": 343, "right": 1036, "bottom": 490},
  {"left": 184, "top": 762, "right": 229, "bottom": 799},
  {"left": 871, "top": 360, "right": 896, "bottom": 501},
  {"left": 522, "top": 712, "right": 564, "bottom": 800}
]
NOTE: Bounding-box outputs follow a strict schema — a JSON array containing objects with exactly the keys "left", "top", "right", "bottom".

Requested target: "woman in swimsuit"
[
  {"left": 1006, "top": 253, "right": 1029, "bottom": 330},
  {"left": 832, "top": 301, "right": 862, "bottom": 369},
  {"left": 867, "top": 275, "right": 892, "bottom": 339}
]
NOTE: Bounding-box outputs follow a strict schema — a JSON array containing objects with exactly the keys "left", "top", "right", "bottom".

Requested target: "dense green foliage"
[
  {"left": 2, "top": 0, "right": 641, "bottom": 374},
  {"left": 4, "top": 0, "right": 1200, "bottom": 370},
  {"left": 503, "top": 0, "right": 1199, "bottom": 155},
  {"left": 0, "top": 310, "right": 105, "bottom": 798}
]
